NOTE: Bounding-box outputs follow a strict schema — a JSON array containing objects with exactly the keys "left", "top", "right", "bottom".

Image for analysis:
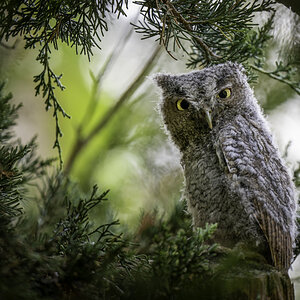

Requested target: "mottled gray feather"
[{"left": 153, "top": 62, "right": 296, "bottom": 271}]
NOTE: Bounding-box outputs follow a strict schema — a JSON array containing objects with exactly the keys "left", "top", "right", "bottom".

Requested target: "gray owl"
[{"left": 153, "top": 62, "right": 296, "bottom": 271}]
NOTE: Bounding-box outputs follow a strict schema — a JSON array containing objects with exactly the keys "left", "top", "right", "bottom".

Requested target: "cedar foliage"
[{"left": 0, "top": 84, "right": 221, "bottom": 299}]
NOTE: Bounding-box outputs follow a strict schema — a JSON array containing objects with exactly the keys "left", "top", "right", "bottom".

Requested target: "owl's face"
[{"left": 153, "top": 62, "right": 253, "bottom": 150}]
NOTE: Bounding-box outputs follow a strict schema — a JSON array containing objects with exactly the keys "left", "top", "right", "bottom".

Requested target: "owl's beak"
[{"left": 204, "top": 109, "right": 213, "bottom": 129}]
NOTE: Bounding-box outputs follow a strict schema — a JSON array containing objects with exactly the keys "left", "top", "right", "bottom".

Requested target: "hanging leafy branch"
[
  {"left": 133, "top": 0, "right": 275, "bottom": 65},
  {"left": 33, "top": 43, "right": 68, "bottom": 166},
  {"left": 0, "top": 0, "right": 128, "bottom": 166},
  {"left": 133, "top": 0, "right": 300, "bottom": 94}
]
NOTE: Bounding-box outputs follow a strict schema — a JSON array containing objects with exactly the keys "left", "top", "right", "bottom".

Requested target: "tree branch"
[
  {"left": 64, "top": 45, "right": 162, "bottom": 174},
  {"left": 250, "top": 64, "right": 300, "bottom": 95},
  {"left": 161, "top": 0, "right": 221, "bottom": 64}
]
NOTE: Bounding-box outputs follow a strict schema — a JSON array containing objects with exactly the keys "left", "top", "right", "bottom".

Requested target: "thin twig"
[
  {"left": 87, "top": 46, "right": 161, "bottom": 140},
  {"left": 78, "top": 25, "right": 135, "bottom": 134},
  {"left": 64, "top": 45, "right": 162, "bottom": 174},
  {"left": 250, "top": 64, "right": 300, "bottom": 95},
  {"left": 0, "top": 40, "right": 19, "bottom": 49}
]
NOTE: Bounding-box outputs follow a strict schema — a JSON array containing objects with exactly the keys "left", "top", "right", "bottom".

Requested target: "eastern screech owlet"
[{"left": 153, "top": 62, "right": 296, "bottom": 271}]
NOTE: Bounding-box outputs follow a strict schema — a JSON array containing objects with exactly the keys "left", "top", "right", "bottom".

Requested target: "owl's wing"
[{"left": 216, "top": 117, "right": 295, "bottom": 271}]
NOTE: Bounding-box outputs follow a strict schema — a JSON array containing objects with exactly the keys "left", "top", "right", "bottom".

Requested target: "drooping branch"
[
  {"left": 160, "top": 0, "right": 221, "bottom": 64},
  {"left": 0, "top": 0, "right": 129, "bottom": 166},
  {"left": 134, "top": 0, "right": 275, "bottom": 67}
]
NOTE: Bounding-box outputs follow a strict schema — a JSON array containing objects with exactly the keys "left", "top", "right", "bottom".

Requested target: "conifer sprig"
[
  {"left": 251, "top": 61, "right": 300, "bottom": 94},
  {"left": 0, "top": 0, "right": 128, "bottom": 165},
  {"left": 0, "top": 85, "right": 28, "bottom": 225},
  {"left": 133, "top": 0, "right": 275, "bottom": 66},
  {"left": 0, "top": 83, "right": 55, "bottom": 225}
]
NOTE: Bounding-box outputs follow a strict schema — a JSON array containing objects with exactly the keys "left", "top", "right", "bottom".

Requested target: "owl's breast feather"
[{"left": 210, "top": 115, "right": 296, "bottom": 270}]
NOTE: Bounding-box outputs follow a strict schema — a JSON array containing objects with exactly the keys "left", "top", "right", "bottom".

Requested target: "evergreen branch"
[
  {"left": 33, "top": 41, "right": 69, "bottom": 167},
  {"left": 0, "top": 0, "right": 129, "bottom": 166},
  {"left": 161, "top": 0, "right": 221, "bottom": 64},
  {"left": 0, "top": 83, "right": 27, "bottom": 225},
  {"left": 0, "top": 82, "right": 21, "bottom": 142},
  {"left": 53, "top": 186, "right": 119, "bottom": 255},
  {"left": 0, "top": 146, "right": 26, "bottom": 220},
  {"left": 64, "top": 45, "right": 162, "bottom": 174},
  {"left": 250, "top": 62, "right": 300, "bottom": 95},
  {"left": 134, "top": 0, "right": 275, "bottom": 67}
]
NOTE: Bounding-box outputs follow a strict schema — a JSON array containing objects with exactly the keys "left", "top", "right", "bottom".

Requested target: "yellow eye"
[
  {"left": 217, "top": 88, "right": 231, "bottom": 99},
  {"left": 176, "top": 99, "right": 190, "bottom": 111}
]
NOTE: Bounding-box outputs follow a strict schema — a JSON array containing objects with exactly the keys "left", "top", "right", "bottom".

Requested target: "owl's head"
[{"left": 153, "top": 62, "right": 254, "bottom": 151}]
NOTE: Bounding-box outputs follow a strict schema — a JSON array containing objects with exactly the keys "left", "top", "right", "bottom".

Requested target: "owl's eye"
[
  {"left": 217, "top": 88, "right": 231, "bottom": 99},
  {"left": 176, "top": 99, "right": 190, "bottom": 111}
]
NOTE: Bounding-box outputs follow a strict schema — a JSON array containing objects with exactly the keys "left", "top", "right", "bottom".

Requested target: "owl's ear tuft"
[
  {"left": 224, "top": 61, "right": 245, "bottom": 74},
  {"left": 151, "top": 73, "right": 172, "bottom": 90},
  {"left": 224, "top": 61, "right": 248, "bottom": 82},
  {"left": 235, "top": 62, "right": 246, "bottom": 75},
  {"left": 233, "top": 62, "right": 248, "bottom": 82}
]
